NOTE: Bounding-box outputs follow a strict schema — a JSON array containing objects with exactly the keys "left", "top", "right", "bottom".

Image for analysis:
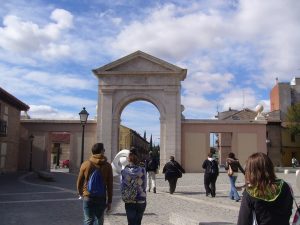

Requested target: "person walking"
[
  {"left": 237, "top": 152, "right": 293, "bottom": 225},
  {"left": 202, "top": 152, "right": 219, "bottom": 197},
  {"left": 145, "top": 151, "right": 159, "bottom": 193},
  {"left": 225, "top": 152, "right": 245, "bottom": 202},
  {"left": 292, "top": 156, "right": 298, "bottom": 168},
  {"left": 121, "top": 148, "right": 147, "bottom": 225},
  {"left": 162, "top": 156, "right": 185, "bottom": 194},
  {"left": 77, "top": 143, "right": 113, "bottom": 225}
]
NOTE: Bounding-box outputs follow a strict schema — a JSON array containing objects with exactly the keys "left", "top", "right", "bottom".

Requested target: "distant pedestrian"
[
  {"left": 121, "top": 147, "right": 147, "bottom": 225},
  {"left": 225, "top": 152, "right": 245, "bottom": 202},
  {"left": 237, "top": 152, "right": 293, "bottom": 225},
  {"left": 77, "top": 143, "right": 113, "bottom": 225},
  {"left": 292, "top": 156, "right": 298, "bottom": 168},
  {"left": 162, "top": 156, "right": 185, "bottom": 194},
  {"left": 145, "top": 151, "right": 159, "bottom": 193},
  {"left": 202, "top": 152, "right": 219, "bottom": 197}
]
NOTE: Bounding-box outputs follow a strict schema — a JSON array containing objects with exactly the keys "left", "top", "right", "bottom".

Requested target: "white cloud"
[
  {"left": 27, "top": 105, "right": 77, "bottom": 119},
  {"left": 110, "top": 3, "right": 226, "bottom": 59},
  {"left": 0, "top": 9, "right": 73, "bottom": 60},
  {"left": 219, "top": 88, "right": 258, "bottom": 111},
  {"left": 183, "top": 72, "right": 234, "bottom": 96},
  {"left": 24, "top": 71, "right": 95, "bottom": 90}
]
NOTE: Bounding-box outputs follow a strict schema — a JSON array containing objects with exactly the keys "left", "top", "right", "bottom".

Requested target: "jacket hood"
[
  {"left": 123, "top": 164, "right": 144, "bottom": 178},
  {"left": 246, "top": 179, "right": 284, "bottom": 201},
  {"left": 89, "top": 154, "right": 107, "bottom": 166}
]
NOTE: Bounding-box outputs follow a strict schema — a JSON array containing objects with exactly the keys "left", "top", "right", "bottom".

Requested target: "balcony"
[{"left": 0, "top": 119, "right": 7, "bottom": 137}]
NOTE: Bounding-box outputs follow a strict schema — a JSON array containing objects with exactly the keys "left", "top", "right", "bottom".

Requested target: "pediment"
[{"left": 93, "top": 50, "right": 186, "bottom": 75}]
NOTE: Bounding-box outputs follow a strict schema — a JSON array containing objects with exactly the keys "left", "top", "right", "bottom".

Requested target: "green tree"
[{"left": 286, "top": 103, "right": 300, "bottom": 135}]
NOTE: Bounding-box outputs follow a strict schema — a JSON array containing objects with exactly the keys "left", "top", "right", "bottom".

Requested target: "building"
[
  {"left": 119, "top": 125, "right": 149, "bottom": 159},
  {"left": 0, "top": 87, "right": 29, "bottom": 172},
  {"left": 270, "top": 77, "right": 300, "bottom": 166}
]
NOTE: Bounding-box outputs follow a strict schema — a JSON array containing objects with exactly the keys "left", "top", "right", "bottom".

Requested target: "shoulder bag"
[{"left": 227, "top": 164, "right": 234, "bottom": 176}]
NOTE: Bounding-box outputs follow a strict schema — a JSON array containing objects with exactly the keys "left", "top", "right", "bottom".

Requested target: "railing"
[{"left": 0, "top": 119, "right": 7, "bottom": 137}]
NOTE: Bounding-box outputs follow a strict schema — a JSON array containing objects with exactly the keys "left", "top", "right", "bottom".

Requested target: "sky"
[{"left": 1, "top": 0, "right": 300, "bottom": 145}]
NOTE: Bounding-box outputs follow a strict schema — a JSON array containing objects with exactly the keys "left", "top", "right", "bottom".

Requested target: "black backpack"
[
  {"left": 147, "top": 159, "right": 158, "bottom": 170},
  {"left": 207, "top": 160, "right": 218, "bottom": 174}
]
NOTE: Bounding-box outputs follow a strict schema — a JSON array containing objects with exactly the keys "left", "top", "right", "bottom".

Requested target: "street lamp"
[
  {"left": 29, "top": 134, "right": 34, "bottom": 171},
  {"left": 79, "top": 107, "right": 89, "bottom": 164}
]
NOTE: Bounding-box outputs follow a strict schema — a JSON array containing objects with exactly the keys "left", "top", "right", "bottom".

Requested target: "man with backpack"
[
  {"left": 77, "top": 143, "right": 113, "bottom": 225},
  {"left": 202, "top": 152, "right": 219, "bottom": 197},
  {"left": 145, "top": 151, "right": 159, "bottom": 193}
]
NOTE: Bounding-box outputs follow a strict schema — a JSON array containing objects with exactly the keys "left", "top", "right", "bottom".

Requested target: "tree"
[
  {"left": 286, "top": 103, "right": 300, "bottom": 135},
  {"left": 149, "top": 134, "right": 153, "bottom": 151}
]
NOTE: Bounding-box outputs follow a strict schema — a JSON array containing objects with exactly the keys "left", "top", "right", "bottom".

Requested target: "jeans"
[
  {"left": 83, "top": 197, "right": 106, "bottom": 225},
  {"left": 125, "top": 202, "right": 146, "bottom": 225},
  {"left": 229, "top": 175, "right": 240, "bottom": 201},
  {"left": 147, "top": 171, "right": 156, "bottom": 191}
]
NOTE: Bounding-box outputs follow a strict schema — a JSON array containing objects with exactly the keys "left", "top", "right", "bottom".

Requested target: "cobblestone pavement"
[{"left": 0, "top": 171, "right": 299, "bottom": 225}]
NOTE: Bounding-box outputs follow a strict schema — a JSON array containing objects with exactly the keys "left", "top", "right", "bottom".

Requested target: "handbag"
[
  {"left": 288, "top": 183, "right": 300, "bottom": 225},
  {"left": 227, "top": 164, "right": 234, "bottom": 176}
]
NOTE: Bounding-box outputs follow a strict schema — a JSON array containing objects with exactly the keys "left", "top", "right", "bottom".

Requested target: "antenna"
[{"left": 242, "top": 89, "right": 245, "bottom": 109}]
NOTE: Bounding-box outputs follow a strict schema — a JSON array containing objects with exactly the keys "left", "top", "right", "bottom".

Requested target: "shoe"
[
  {"left": 235, "top": 199, "right": 240, "bottom": 202},
  {"left": 148, "top": 189, "right": 151, "bottom": 192},
  {"left": 153, "top": 188, "right": 156, "bottom": 193}
]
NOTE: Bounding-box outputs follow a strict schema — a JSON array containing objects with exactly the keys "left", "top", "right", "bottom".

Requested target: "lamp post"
[
  {"left": 79, "top": 107, "right": 89, "bottom": 164},
  {"left": 29, "top": 134, "right": 34, "bottom": 171}
]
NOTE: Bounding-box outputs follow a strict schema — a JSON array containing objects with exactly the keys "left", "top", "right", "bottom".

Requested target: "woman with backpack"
[
  {"left": 202, "top": 152, "right": 219, "bottom": 197},
  {"left": 237, "top": 152, "right": 293, "bottom": 225},
  {"left": 121, "top": 147, "right": 147, "bottom": 225},
  {"left": 225, "top": 152, "right": 245, "bottom": 202}
]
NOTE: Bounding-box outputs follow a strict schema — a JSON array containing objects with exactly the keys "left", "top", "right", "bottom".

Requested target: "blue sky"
[{"left": 0, "top": 0, "right": 300, "bottom": 145}]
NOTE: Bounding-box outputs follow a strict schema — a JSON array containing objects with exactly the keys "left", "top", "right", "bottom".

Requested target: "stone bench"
[{"left": 36, "top": 171, "right": 54, "bottom": 181}]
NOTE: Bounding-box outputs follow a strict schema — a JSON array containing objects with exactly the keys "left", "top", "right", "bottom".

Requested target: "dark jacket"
[
  {"left": 225, "top": 157, "right": 245, "bottom": 174},
  {"left": 145, "top": 157, "right": 158, "bottom": 172},
  {"left": 237, "top": 180, "right": 293, "bottom": 225},
  {"left": 162, "top": 160, "right": 185, "bottom": 180},
  {"left": 77, "top": 154, "right": 113, "bottom": 203},
  {"left": 202, "top": 158, "right": 219, "bottom": 176}
]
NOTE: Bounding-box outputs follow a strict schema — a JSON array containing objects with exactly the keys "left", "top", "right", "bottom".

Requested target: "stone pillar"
[{"left": 98, "top": 90, "right": 113, "bottom": 161}]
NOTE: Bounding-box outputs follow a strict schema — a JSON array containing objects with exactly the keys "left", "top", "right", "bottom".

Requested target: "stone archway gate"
[{"left": 93, "top": 51, "right": 187, "bottom": 166}]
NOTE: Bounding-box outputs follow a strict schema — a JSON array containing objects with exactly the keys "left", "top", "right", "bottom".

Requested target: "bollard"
[
  {"left": 284, "top": 169, "right": 289, "bottom": 174},
  {"left": 296, "top": 170, "right": 300, "bottom": 176}
]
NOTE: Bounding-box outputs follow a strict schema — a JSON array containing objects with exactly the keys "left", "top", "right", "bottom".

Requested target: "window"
[
  {"left": 291, "top": 134, "right": 296, "bottom": 143},
  {"left": 0, "top": 119, "right": 6, "bottom": 137}
]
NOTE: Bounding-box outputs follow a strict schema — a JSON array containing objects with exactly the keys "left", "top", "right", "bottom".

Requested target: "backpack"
[
  {"left": 87, "top": 162, "right": 106, "bottom": 197},
  {"left": 147, "top": 158, "right": 158, "bottom": 170},
  {"left": 207, "top": 160, "right": 218, "bottom": 175},
  {"left": 121, "top": 166, "right": 139, "bottom": 202}
]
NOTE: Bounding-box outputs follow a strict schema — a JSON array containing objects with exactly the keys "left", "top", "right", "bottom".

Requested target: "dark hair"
[
  {"left": 170, "top": 156, "right": 175, "bottom": 161},
  {"left": 245, "top": 152, "right": 277, "bottom": 197},
  {"left": 128, "top": 147, "right": 138, "bottom": 164},
  {"left": 228, "top": 152, "right": 236, "bottom": 159},
  {"left": 92, "top": 143, "right": 104, "bottom": 155},
  {"left": 208, "top": 152, "right": 213, "bottom": 158}
]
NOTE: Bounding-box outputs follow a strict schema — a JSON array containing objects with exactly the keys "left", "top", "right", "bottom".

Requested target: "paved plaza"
[{"left": 0, "top": 171, "right": 299, "bottom": 225}]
